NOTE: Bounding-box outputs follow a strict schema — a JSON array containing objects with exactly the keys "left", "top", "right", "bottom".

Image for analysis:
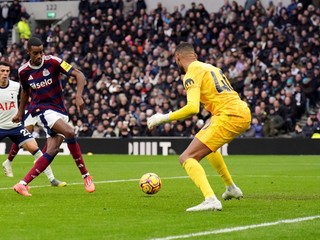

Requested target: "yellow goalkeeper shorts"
[{"left": 196, "top": 102, "right": 251, "bottom": 152}]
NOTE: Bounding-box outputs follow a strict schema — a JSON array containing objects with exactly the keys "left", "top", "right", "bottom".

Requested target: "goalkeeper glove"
[{"left": 147, "top": 113, "right": 170, "bottom": 129}]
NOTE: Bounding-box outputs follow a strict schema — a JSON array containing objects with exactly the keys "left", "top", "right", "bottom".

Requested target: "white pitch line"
[
  {"left": 149, "top": 215, "right": 320, "bottom": 240},
  {"left": 1, "top": 174, "right": 319, "bottom": 191},
  {"left": 0, "top": 175, "right": 191, "bottom": 191}
]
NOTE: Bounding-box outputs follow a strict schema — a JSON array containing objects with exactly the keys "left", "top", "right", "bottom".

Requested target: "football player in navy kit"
[{"left": 12, "top": 37, "right": 95, "bottom": 196}]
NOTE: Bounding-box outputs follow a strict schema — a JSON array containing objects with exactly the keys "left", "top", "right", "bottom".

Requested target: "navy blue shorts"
[{"left": 0, "top": 125, "right": 33, "bottom": 147}]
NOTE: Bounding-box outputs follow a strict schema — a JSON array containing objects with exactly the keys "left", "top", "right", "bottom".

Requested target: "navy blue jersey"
[{"left": 18, "top": 55, "right": 74, "bottom": 116}]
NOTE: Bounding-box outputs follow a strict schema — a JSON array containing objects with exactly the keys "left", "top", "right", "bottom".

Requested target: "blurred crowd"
[{"left": 0, "top": 0, "right": 320, "bottom": 138}]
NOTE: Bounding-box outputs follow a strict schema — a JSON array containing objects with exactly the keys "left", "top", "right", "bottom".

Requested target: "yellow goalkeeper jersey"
[{"left": 170, "top": 61, "right": 244, "bottom": 121}]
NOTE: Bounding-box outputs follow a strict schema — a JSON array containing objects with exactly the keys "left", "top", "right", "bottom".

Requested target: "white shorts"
[
  {"left": 35, "top": 110, "right": 69, "bottom": 137},
  {"left": 23, "top": 111, "right": 38, "bottom": 127}
]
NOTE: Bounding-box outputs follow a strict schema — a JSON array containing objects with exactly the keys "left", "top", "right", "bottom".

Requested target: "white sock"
[
  {"left": 43, "top": 165, "right": 55, "bottom": 182},
  {"left": 205, "top": 195, "right": 218, "bottom": 201},
  {"left": 19, "top": 180, "right": 27, "bottom": 185},
  {"left": 33, "top": 150, "right": 42, "bottom": 160},
  {"left": 227, "top": 183, "right": 237, "bottom": 191},
  {"left": 4, "top": 159, "right": 12, "bottom": 166},
  {"left": 33, "top": 149, "right": 55, "bottom": 182},
  {"left": 82, "top": 173, "right": 90, "bottom": 179}
]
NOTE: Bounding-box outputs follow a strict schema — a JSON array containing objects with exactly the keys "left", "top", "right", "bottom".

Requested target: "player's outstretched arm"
[
  {"left": 71, "top": 68, "right": 86, "bottom": 114},
  {"left": 147, "top": 86, "right": 200, "bottom": 129}
]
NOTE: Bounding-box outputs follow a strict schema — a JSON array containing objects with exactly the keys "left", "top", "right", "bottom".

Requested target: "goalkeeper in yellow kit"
[{"left": 147, "top": 42, "right": 251, "bottom": 212}]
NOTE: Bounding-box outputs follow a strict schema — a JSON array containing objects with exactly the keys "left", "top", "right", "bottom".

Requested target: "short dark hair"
[
  {"left": 27, "top": 37, "right": 43, "bottom": 49},
  {"left": 0, "top": 61, "right": 10, "bottom": 67},
  {"left": 175, "top": 42, "right": 195, "bottom": 55}
]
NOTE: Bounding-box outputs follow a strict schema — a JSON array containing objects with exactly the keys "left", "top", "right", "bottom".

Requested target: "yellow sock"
[
  {"left": 206, "top": 151, "right": 233, "bottom": 186},
  {"left": 183, "top": 158, "right": 214, "bottom": 198}
]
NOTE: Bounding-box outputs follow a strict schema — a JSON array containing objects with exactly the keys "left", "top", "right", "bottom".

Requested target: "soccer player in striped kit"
[
  {"left": 0, "top": 61, "right": 65, "bottom": 187},
  {"left": 12, "top": 37, "right": 95, "bottom": 196}
]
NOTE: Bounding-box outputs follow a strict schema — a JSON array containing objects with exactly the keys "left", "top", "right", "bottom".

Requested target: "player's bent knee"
[
  {"left": 179, "top": 154, "right": 188, "bottom": 165},
  {"left": 64, "top": 129, "right": 76, "bottom": 139}
]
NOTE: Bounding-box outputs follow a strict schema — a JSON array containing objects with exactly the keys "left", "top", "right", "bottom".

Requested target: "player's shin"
[
  {"left": 66, "top": 138, "right": 89, "bottom": 176},
  {"left": 206, "top": 151, "right": 233, "bottom": 186},
  {"left": 8, "top": 143, "right": 20, "bottom": 161},
  {"left": 183, "top": 158, "right": 215, "bottom": 199},
  {"left": 23, "top": 153, "right": 54, "bottom": 184},
  {"left": 41, "top": 142, "right": 47, "bottom": 153},
  {"left": 33, "top": 148, "right": 55, "bottom": 181}
]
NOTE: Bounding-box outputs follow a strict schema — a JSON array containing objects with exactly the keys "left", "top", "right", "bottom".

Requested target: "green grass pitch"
[{"left": 0, "top": 154, "right": 319, "bottom": 240}]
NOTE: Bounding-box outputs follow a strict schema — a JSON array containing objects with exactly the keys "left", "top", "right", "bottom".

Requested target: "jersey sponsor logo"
[
  {"left": 184, "top": 78, "right": 195, "bottom": 89},
  {"left": 60, "top": 61, "right": 72, "bottom": 72},
  {"left": 28, "top": 75, "right": 33, "bottom": 81},
  {"left": 0, "top": 102, "right": 16, "bottom": 110},
  {"left": 43, "top": 68, "right": 50, "bottom": 77},
  {"left": 30, "top": 78, "right": 53, "bottom": 89}
]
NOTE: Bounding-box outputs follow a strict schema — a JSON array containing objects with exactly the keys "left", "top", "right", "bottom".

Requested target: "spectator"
[
  {"left": 136, "top": 0, "right": 147, "bottom": 15},
  {"left": 173, "top": 122, "right": 186, "bottom": 137},
  {"left": 282, "top": 96, "right": 297, "bottom": 133},
  {"left": 92, "top": 123, "right": 106, "bottom": 138},
  {"left": 183, "top": 118, "right": 194, "bottom": 137},
  {"left": 302, "top": 117, "right": 316, "bottom": 138},
  {"left": 263, "top": 108, "right": 285, "bottom": 137},
  {"left": 251, "top": 117, "right": 264, "bottom": 137},
  {"left": 290, "top": 122, "right": 307, "bottom": 138},
  {"left": 17, "top": 15, "right": 31, "bottom": 42},
  {"left": 104, "top": 126, "right": 117, "bottom": 138},
  {"left": 284, "top": 77, "right": 295, "bottom": 95},
  {"left": 179, "top": 4, "right": 187, "bottom": 17},
  {"left": 123, "top": 0, "right": 135, "bottom": 18},
  {"left": 78, "top": 123, "right": 93, "bottom": 137},
  {"left": 131, "top": 126, "right": 141, "bottom": 137},
  {"left": 245, "top": 0, "right": 258, "bottom": 10},
  {"left": 109, "top": 79, "right": 121, "bottom": 93},
  {"left": 158, "top": 123, "right": 174, "bottom": 136},
  {"left": 20, "top": 6, "right": 30, "bottom": 20},
  {"left": 78, "top": 0, "right": 91, "bottom": 15},
  {"left": 293, "top": 83, "right": 307, "bottom": 119},
  {"left": 0, "top": 27, "right": 8, "bottom": 55},
  {"left": 301, "top": 76, "right": 315, "bottom": 113},
  {"left": 0, "top": 2, "right": 10, "bottom": 31},
  {"left": 8, "top": 0, "right": 21, "bottom": 30},
  {"left": 119, "top": 126, "right": 132, "bottom": 138}
]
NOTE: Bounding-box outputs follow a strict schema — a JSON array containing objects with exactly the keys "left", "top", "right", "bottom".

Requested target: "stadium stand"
[{"left": 0, "top": 0, "right": 319, "bottom": 138}]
